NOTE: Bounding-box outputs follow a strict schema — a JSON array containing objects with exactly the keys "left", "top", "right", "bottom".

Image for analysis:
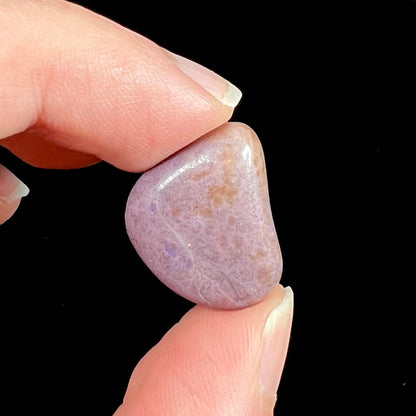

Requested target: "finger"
[
  {"left": 114, "top": 285, "right": 293, "bottom": 416},
  {"left": 0, "top": 0, "right": 241, "bottom": 171},
  {"left": 0, "top": 165, "right": 29, "bottom": 225}
]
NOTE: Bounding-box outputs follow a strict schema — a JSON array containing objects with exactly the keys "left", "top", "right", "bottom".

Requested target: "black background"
[{"left": 0, "top": 1, "right": 413, "bottom": 415}]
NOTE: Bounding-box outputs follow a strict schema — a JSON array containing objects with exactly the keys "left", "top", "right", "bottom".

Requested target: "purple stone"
[{"left": 125, "top": 122, "right": 282, "bottom": 309}]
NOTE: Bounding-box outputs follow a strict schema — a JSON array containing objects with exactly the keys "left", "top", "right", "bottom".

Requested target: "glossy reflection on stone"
[{"left": 125, "top": 122, "right": 282, "bottom": 309}]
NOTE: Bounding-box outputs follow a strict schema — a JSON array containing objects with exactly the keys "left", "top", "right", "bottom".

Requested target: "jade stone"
[{"left": 125, "top": 122, "right": 282, "bottom": 309}]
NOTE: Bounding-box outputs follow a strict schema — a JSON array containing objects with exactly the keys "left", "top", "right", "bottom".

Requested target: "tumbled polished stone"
[{"left": 125, "top": 122, "right": 282, "bottom": 309}]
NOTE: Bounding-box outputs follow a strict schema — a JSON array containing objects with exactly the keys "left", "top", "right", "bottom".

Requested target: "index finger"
[{"left": 0, "top": 0, "right": 241, "bottom": 171}]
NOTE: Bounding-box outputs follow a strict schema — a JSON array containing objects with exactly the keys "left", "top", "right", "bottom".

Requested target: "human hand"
[{"left": 0, "top": 1, "right": 293, "bottom": 414}]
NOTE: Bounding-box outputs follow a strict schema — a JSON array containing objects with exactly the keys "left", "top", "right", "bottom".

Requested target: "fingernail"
[
  {"left": 0, "top": 166, "right": 30, "bottom": 205},
  {"left": 165, "top": 50, "right": 242, "bottom": 108},
  {"left": 260, "top": 287, "right": 294, "bottom": 399}
]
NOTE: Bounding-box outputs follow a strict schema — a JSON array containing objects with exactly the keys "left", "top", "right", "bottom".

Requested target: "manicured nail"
[
  {"left": 165, "top": 50, "right": 242, "bottom": 108},
  {"left": 260, "top": 287, "right": 294, "bottom": 399},
  {"left": 0, "top": 166, "right": 30, "bottom": 205}
]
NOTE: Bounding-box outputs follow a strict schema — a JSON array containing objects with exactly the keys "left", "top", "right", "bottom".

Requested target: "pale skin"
[{"left": 0, "top": 1, "right": 293, "bottom": 415}]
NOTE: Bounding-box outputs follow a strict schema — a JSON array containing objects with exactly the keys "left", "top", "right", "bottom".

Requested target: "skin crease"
[{"left": 0, "top": 1, "right": 294, "bottom": 415}]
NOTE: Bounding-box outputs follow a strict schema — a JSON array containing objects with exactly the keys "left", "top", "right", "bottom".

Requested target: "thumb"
[
  {"left": 0, "top": 165, "right": 29, "bottom": 225},
  {"left": 114, "top": 285, "right": 293, "bottom": 416}
]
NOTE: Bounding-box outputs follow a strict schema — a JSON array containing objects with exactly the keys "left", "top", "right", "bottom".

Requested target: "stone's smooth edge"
[{"left": 125, "top": 122, "right": 282, "bottom": 310}]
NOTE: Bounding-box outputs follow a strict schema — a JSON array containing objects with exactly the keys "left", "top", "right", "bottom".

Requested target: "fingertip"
[
  {"left": 1, "top": 0, "right": 242, "bottom": 172},
  {"left": 0, "top": 165, "right": 29, "bottom": 225},
  {"left": 116, "top": 285, "right": 292, "bottom": 416}
]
